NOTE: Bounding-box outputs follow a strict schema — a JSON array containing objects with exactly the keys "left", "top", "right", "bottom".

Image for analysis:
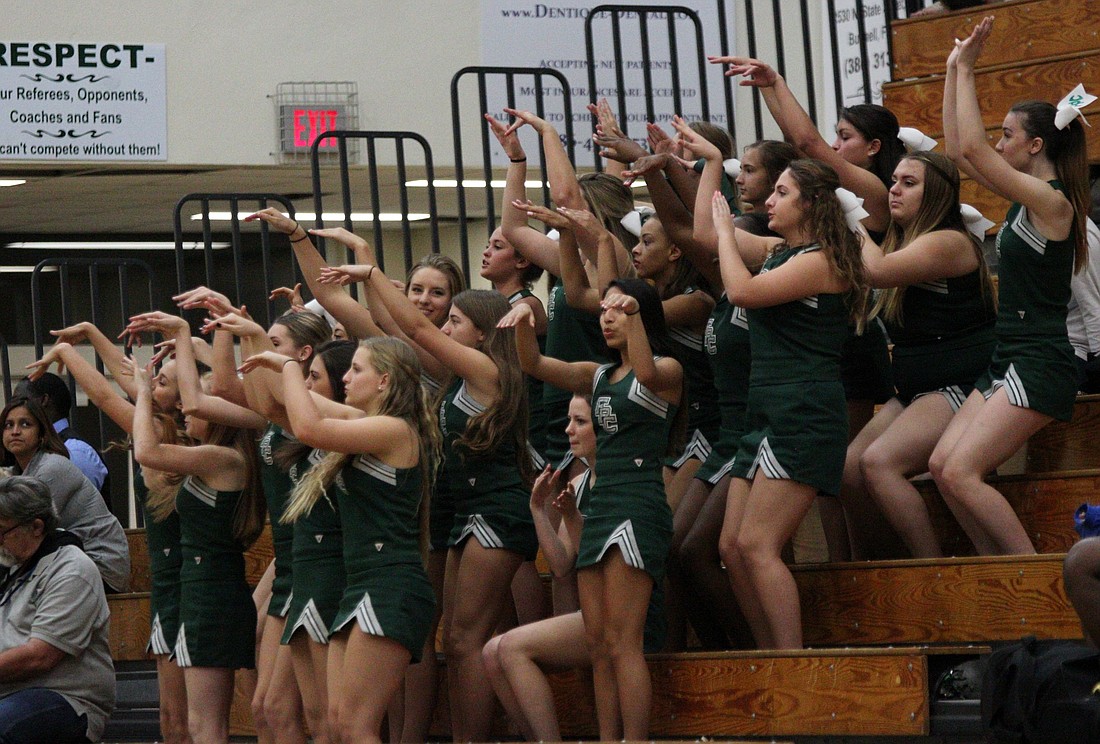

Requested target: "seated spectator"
[
  {"left": 1, "top": 398, "right": 129, "bottom": 592},
  {"left": 0, "top": 475, "right": 115, "bottom": 744},
  {"left": 15, "top": 373, "right": 109, "bottom": 496}
]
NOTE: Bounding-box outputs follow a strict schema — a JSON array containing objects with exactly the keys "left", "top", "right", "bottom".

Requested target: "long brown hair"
[
  {"left": 1010, "top": 100, "right": 1089, "bottom": 273},
  {"left": 873, "top": 152, "right": 995, "bottom": 325},
  {"left": 282, "top": 338, "right": 441, "bottom": 561},
  {"left": 784, "top": 159, "right": 871, "bottom": 331},
  {"left": 141, "top": 412, "right": 189, "bottom": 523},
  {"left": 0, "top": 397, "right": 68, "bottom": 469},
  {"left": 450, "top": 290, "right": 533, "bottom": 487}
]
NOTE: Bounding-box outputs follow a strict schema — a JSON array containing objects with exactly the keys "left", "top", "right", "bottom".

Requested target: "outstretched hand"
[
  {"left": 269, "top": 283, "right": 305, "bottom": 311},
  {"left": 711, "top": 190, "right": 735, "bottom": 237},
  {"left": 238, "top": 351, "right": 296, "bottom": 375},
  {"left": 318, "top": 264, "right": 375, "bottom": 287},
  {"left": 601, "top": 291, "right": 640, "bottom": 316},
  {"left": 25, "top": 343, "right": 72, "bottom": 382},
  {"left": 671, "top": 115, "right": 722, "bottom": 162},
  {"left": 173, "top": 286, "right": 239, "bottom": 317},
  {"left": 199, "top": 310, "right": 264, "bottom": 339},
  {"left": 308, "top": 227, "right": 371, "bottom": 253},
  {"left": 512, "top": 199, "right": 572, "bottom": 231},
  {"left": 496, "top": 302, "right": 536, "bottom": 329},
  {"left": 955, "top": 16, "right": 993, "bottom": 69},
  {"left": 244, "top": 207, "right": 301, "bottom": 237},
  {"left": 529, "top": 465, "right": 562, "bottom": 511},
  {"left": 708, "top": 55, "right": 780, "bottom": 87},
  {"left": 503, "top": 108, "right": 554, "bottom": 137},
  {"left": 486, "top": 112, "right": 527, "bottom": 161}
]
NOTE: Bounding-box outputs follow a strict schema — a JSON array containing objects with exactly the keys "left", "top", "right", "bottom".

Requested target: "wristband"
[{"left": 510, "top": 157, "right": 527, "bottom": 163}]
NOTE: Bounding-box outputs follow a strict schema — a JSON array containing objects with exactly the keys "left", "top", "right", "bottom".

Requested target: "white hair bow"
[
  {"left": 619, "top": 206, "right": 656, "bottom": 237},
  {"left": 723, "top": 158, "right": 742, "bottom": 179},
  {"left": 959, "top": 203, "right": 994, "bottom": 239},
  {"left": 898, "top": 126, "right": 936, "bottom": 152},
  {"left": 546, "top": 229, "right": 560, "bottom": 242},
  {"left": 835, "top": 187, "right": 869, "bottom": 233},
  {"left": 1055, "top": 84, "right": 1096, "bottom": 130}
]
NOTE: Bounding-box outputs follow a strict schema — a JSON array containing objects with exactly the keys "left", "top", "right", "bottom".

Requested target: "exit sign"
[{"left": 279, "top": 105, "right": 348, "bottom": 153}]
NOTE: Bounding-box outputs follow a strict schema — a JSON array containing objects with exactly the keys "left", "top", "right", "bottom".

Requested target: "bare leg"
[
  {"left": 1064, "top": 538, "right": 1100, "bottom": 646},
  {"left": 444, "top": 541, "right": 524, "bottom": 742},
  {"left": 333, "top": 629, "right": 411, "bottom": 744},
  {"left": 931, "top": 388, "right": 1044, "bottom": 555},
  {"left": 250, "top": 563, "right": 276, "bottom": 744},
  {"left": 666, "top": 457, "right": 703, "bottom": 513},
  {"left": 289, "top": 635, "right": 330, "bottom": 744},
  {"left": 262, "top": 642, "right": 307, "bottom": 744},
  {"left": 325, "top": 633, "right": 346, "bottom": 742},
  {"left": 862, "top": 394, "right": 957, "bottom": 558},
  {"left": 482, "top": 635, "right": 536, "bottom": 741},
  {"left": 718, "top": 477, "right": 773, "bottom": 648},
  {"left": 155, "top": 654, "right": 192, "bottom": 744},
  {"left": 510, "top": 560, "right": 549, "bottom": 627},
  {"left": 583, "top": 552, "right": 655, "bottom": 740},
  {"left": 495, "top": 612, "right": 590, "bottom": 741},
  {"left": 736, "top": 473, "right": 819, "bottom": 649},
  {"left": 576, "top": 564, "right": 621, "bottom": 742},
  {"left": 184, "top": 667, "right": 236, "bottom": 744},
  {"left": 680, "top": 476, "right": 753, "bottom": 649},
  {"left": 839, "top": 399, "right": 904, "bottom": 560}
]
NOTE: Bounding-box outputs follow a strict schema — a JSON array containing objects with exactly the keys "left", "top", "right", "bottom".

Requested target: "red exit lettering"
[{"left": 293, "top": 109, "right": 339, "bottom": 149}]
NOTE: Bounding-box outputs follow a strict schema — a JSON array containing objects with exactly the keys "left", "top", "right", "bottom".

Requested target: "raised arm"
[
  {"left": 516, "top": 201, "right": 601, "bottom": 314},
  {"left": 528, "top": 467, "right": 575, "bottom": 577},
  {"left": 26, "top": 343, "right": 136, "bottom": 432},
  {"left": 126, "top": 312, "right": 265, "bottom": 430},
  {"left": 862, "top": 229, "right": 978, "bottom": 289},
  {"left": 241, "top": 352, "right": 405, "bottom": 460},
  {"left": 954, "top": 17, "right": 1073, "bottom": 236},
  {"left": 245, "top": 208, "right": 383, "bottom": 340},
  {"left": 601, "top": 292, "right": 682, "bottom": 401},
  {"left": 505, "top": 108, "right": 586, "bottom": 210},
  {"left": 129, "top": 359, "right": 243, "bottom": 484},
  {"left": 498, "top": 303, "right": 598, "bottom": 394},
  {"left": 489, "top": 113, "right": 563, "bottom": 276},
  {"left": 715, "top": 55, "right": 891, "bottom": 232},
  {"left": 712, "top": 191, "right": 838, "bottom": 307},
  {"left": 322, "top": 262, "right": 501, "bottom": 401},
  {"left": 50, "top": 322, "right": 136, "bottom": 399}
]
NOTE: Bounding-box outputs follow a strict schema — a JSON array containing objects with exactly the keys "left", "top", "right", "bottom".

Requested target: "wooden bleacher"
[{"left": 102, "top": 4, "right": 1099, "bottom": 738}]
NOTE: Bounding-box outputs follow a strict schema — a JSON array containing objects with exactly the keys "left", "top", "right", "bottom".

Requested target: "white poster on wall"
[
  {"left": 820, "top": 0, "right": 891, "bottom": 118},
  {"left": 0, "top": 41, "right": 167, "bottom": 161},
  {"left": 480, "top": 1, "right": 729, "bottom": 163}
]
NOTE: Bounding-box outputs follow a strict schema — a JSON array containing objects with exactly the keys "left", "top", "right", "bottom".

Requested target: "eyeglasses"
[{"left": 0, "top": 521, "right": 30, "bottom": 543}]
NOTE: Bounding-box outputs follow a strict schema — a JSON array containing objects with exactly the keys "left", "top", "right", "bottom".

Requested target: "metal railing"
[
  {"left": 309, "top": 130, "right": 441, "bottom": 281},
  {"left": 172, "top": 193, "right": 299, "bottom": 328},
  {"left": 450, "top": 66, "right": 575, "bottom": 272}
]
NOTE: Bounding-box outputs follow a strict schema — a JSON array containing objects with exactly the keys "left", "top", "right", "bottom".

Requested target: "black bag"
[{"left": 982, "top": 635, "right": 1100, "bottom": 743}]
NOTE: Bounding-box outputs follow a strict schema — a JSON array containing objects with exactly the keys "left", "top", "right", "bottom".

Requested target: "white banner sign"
[
  {"left": 821, "top": 0, "right": 891, "bottom": 113},
  {"left": 481, "top": 1, "right": 727, "bottom": 163},
  {"left": 0, "top": 41, "right": 167, "bottom": 161}
]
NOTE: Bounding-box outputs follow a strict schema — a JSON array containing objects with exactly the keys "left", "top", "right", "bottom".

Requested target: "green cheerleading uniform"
[
  {"left": 885, "top": 266, "right": 996, "bottom": 409},
  {"left": 173, "top": 476, "right": 256, "bottom": 669},
  {"left": 695, "top": 295, "right": 752, "bottom": 485},
  {"left": 730, "top": 244, "right": 850, "bottom": 496},
  {"left": 441, "top": 378, "right": 538, "bottom": 559},
  {"left": 259, "top": 424, "right": 296, "bottom": 618},
  {"left": 576, "top": 362, "right": 676, "bottom": 583},
  {"left": 667, "top": 287, "right": 721, "bottom": 468},
  {"left": 572, "top": 469, "right": 666, "bottom": 651},
  {"left": 544, "top": 281, "right": 610, "bottom": 467},
  {"left": 282, "top": 449, "right": 346, "bottom": 645},
  {"left": 135, "top": 464, "right": 182, "bottom": 657},
  {"left": 977, "top": 186, "right": 1078, "bottom": 421},
  {"left": 329, "top": 454, "right": 435, "bottom": 661},
  {"left": 509, "top": 288, "right": 548, "bottom": 463}
]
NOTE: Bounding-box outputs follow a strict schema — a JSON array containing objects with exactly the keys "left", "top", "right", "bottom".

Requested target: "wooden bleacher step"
[
  {"left": 889, "top": 0, "right": 1099, "bottom": 80},
  {"left": 795, "top": 553, "right": 1080, "bottom": 646},
  {"left": 883, "top": 49, "right": 1100, "bottom": 138}
]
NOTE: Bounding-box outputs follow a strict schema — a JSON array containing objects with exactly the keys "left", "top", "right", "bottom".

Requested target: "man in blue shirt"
[{"left": 14, "top": 374, "right": 109, "bottom": 496}]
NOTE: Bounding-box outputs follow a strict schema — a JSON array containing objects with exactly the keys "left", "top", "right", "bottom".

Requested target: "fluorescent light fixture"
[
  {"left": 0, "top": 265, "right": 59, "bottom": 273},
  {"left": 193, "top": 211, "right": 430, "bottom": 222},
  {"left": 405, "top": 178, "right": 644, "bottom": 189},
  {"left": 5, "top": 241, "right": 230, "bottom": 251},
  {"left": 0, "top": 180, "right": 26, "bottom": 188}
]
